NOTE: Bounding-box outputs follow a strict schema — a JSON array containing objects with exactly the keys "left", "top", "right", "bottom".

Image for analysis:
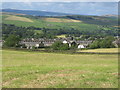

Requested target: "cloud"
[
  {"left": 23, "top": 0, "right": 30, "bottom": 2},
  {"left": 59, "top": 4, "right": 64, "bottom": 6}
]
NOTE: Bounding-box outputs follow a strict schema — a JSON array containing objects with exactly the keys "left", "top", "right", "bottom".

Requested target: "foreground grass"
[{"left": 2, "top": 50, "right": 118, "bottom": 88}]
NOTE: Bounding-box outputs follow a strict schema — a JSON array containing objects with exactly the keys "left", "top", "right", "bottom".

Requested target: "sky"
[
  {"left": 1, "top": 0, "right": 119, "bottom": 2},
  {"left": 1, "top": 2, "right": 118, "bottom": 15}
]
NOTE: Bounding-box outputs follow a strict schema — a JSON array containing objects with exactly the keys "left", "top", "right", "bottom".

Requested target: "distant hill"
[
  {"left": 102, "top": 14, "right": 118, "bottom": 17},
  {"left": 54, "top": 15, "right": 118, "bottom": 26},
  {"left": 1, "top": 9, "right": 117, "bottom": 26},
  {"left": 2, "top": 9, "right": 73, "bottom": 16},
  {"left": 1, "top": 12, "right": 118, "bottom": 38}
]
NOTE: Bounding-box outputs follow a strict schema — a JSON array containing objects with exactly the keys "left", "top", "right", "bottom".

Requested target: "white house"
[
  {"left": 63, "top": 40, "right": 68, "bottom": 44},
  {"left": 78, "top": 45, "right": 85, "bottom": 49},
  {"left": 35, "top": 44, "right": 39, "bottom": 48}
]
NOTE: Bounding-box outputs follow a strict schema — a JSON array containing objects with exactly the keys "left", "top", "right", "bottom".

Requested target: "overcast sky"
[{"left": 1, "top": 2, "right": 118, "bottom": 15}]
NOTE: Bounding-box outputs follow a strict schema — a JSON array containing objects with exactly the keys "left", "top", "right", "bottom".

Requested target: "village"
[
  {"left": 20, "top": 37, "right": 93, "bottom": 49},
  {"left": 18, "top": 36, "right": 120, "bottom": 50},
  {"left": 0, "top": 35, "right": 120, "bottom": 50}
]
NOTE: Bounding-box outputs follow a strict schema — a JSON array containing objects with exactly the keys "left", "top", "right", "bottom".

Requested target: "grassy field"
[
  {"left": 56, "top": 34, "right": 66, "bottom": 38},
  {"left": 5, "top": 15, "right": 34, "bottom": 22},
  {"left": 77, "top": 48, "right": 119, "bottom": 53},
  {"left": 2, "top": 14, "right": 103, "bottom": 31},
  {"left": 43, "top": 18, "right": 81, "bottom": 22},
  {"left": 2, "top": 50, "right": 118, "bottom": 88}
]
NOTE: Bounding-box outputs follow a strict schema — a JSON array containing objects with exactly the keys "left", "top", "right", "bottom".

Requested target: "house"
[
  {"left": 20, "top": 38, "right": 93, "bottom": 49},
  {"left": 63, "top": 40, "right": 68, "bottom": 44},
  {"left": 76, "top": 40, "right": 93, "bottom": 49},
  {"left": 78, "top": 45, "right": 85, "bottom": 49},
  {"left": 0, "top": 40, "right": 4, "bottom": 48},
  {"left": 62, "top": 40, "right": 75, "bottom": 47},
  {"left": 112, "top": 38, "right": 120, "bottom": 48},
  {"left": 20, "top": 38, "right": 57, "bottom": 49}
]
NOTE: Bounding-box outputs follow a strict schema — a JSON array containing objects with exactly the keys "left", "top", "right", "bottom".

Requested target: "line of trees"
[
  {"left": 89, "top": 36, "right": 115, "bottom": 49},
  {"left": 2, "top": 24, "right": 119, "bottom": 41}
]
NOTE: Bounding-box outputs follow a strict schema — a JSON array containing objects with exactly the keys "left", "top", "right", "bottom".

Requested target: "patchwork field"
[
  {"left": 2, "top": 50, "right": 118, "bottom": 88},
  {"left": 2, "top": 14, "right": 103, "bottom": 31}
]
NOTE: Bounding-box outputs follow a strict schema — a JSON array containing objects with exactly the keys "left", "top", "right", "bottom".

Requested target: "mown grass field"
[
  {"left": 56, "top": 34, "right": 66, "bottom": 38},
  {"left": 5, "top": 15, "right": 34, "bottom": 22},
  {"left": 2, "top": 50, "right": 118, "bottom": 88},
  {"left": 77, "top": 48, "right": 119, "bottom": 53}
]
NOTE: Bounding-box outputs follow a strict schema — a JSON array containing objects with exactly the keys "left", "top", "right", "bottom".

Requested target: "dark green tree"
[
  {"left": 100, "top": 36, "right": 115, "bottom": 48},
  {"left": 70, "top": 42, "right": 77, "bottom": 49},
  {"left": 4, "top": 35, "right": 20, "bottom": 47},
  {"left": 52, "top": 41, "right": 69, "bottom": 50},
  {"left": 89, "top": 40, "right": 100, "bottom": 49},
  {"left": 89, "top": 36, "right": 115, "bottom": 49}
]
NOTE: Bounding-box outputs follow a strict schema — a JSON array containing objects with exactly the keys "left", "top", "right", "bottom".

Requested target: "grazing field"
[
  {"left": 77, "top": 48, "right": 119, "bottom": 53},
  {"left": 2, "top": 14, "right": 102, "bottom": 31},
  {"left": 2, "top": 50, "right": 118, "bottom": 88},
  {"left": 43, "top": 18, "right": 81, "bottom": 22},
  {"left": 5, "top": 15, "right": 33, "bottom": 22}
]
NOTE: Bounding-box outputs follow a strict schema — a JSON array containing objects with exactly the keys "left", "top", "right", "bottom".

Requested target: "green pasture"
[
  {"left": 2, "top": 50, "right": 118, "bottom": 88},
  {"left": 2, "top": 14, "right": 106, "bottom": 31}
]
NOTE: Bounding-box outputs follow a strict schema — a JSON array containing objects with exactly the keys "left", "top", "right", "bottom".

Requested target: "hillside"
[
  {"left": 2, "top": 9, "right": 72, "bottom": 16},
  {"left": 5, "top": 15, "right": 34, "bottom": 22},
  {"left": 54, "top": 15, "right": 118, "bottom": 26},
  {"left": 1, "top": 11, "right": 119, "bottom": 39},
  {"left": 2, "top": 9, "right": 118, "bottom": 25},
  {"left": 1, "top": 14, "right": 102, "bottom": 30}
]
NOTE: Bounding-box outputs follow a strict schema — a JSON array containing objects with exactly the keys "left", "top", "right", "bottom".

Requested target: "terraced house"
[{"left": 20, "top": 37, "right": 93, "bottom": 49}]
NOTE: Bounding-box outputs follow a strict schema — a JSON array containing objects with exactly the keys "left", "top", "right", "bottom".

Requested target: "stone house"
[
  {"left": 112, "top": 38, "right": 120, "bottom": 48},
  {"left": 20, "top": 38, "right": 93, "bottom": 49},
  {"left": 0, "top": 40, "right": 4, "bottom": 48}
]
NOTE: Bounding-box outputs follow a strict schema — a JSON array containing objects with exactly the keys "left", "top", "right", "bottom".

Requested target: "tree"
[
  {"left": 100, "top": 36, "right": 115, "bottom": 48},
  {"left": 52, "top": 41, "right": 69, "bottom": 50},
  {"left": 52, "top": 41, "right": 62, "bottom": 50},
  {"left": 60, "top": 43, "right": 69, "bottom": 50},
  {"left": 4, "top": 35, "right": 20, "bottom": 47},
  {"left": 89, "top": 36, "right": 115, "bottom": 49},
  {"left": 89, "top": 40, "right": 100, "bottom": 49},
  {"left": 70, "top": 42, "right": 77, "bottom": 49}
]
